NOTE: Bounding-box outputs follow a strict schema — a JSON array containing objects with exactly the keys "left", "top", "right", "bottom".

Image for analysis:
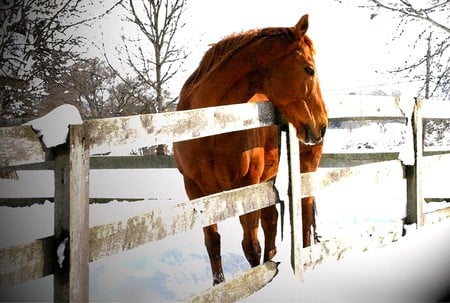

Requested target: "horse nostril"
[
  {"left": 304, "top": 124, "right": 313, "bottom": 142},
  {"left": 303, "top": 124, "right": 325, "bottom": 144},
  {"left": 320, "top": 125, "right": 327, "bottom": 138}
]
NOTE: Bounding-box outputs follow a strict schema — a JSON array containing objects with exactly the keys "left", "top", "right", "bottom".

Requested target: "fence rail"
[
  {"left": 86, "top": 101, "right": 276, "bottom": 156},
  {"left": 1, "top": 95, "right": 450, "bottom": 302},
  {"left": 89, "top": 181, "right": 277, "bottom": 262}
]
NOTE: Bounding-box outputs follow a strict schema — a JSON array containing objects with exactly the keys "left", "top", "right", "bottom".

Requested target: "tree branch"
[{"left": 369, "top": 0, "right": 449, "bottom": 34}]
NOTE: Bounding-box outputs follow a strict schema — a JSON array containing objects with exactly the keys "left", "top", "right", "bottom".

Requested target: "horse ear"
[{"left": 294, "top": 14, "right": 309, "bottom": 40}]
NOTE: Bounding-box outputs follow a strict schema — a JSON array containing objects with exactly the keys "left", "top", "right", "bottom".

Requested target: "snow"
[
  {"left": 1, "top": 107, "right": 449, "bottom": 301},
  {"left": 398, "top": 115, "right": 415, "bottom": 165},
  {"left": 56, "top": 237, "right": 68, "bottom": 268},
  {"left": 244, "top": 220, "right": 450, "bottom": 303},
  {"left": 1, "top": 160, "right": 449, "bottom": 302},
  {"left": 24, "top": 104, "right": 82, "bottom": 148}
]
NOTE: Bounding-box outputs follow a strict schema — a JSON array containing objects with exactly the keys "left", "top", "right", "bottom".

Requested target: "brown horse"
[{"left": 173, "top": 14, "right": 327, "bottom": 285}]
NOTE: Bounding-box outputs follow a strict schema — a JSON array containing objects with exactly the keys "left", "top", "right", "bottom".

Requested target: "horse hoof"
[
  {"left": 244, "top": 251, "right": 261, "bottom": 267},
  {"left": 247, "top": 257, "right": 261, "bottom": 268},
  {"left": 264, "top": 247, "right": 277, "bottom": 262},
  {"left": 213, "top": 272, "right": 225, "bottom": 285}
]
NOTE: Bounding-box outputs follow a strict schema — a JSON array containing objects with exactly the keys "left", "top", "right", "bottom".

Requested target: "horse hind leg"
[
  {"left": 239, "top": 210, "right": 261, "bottom": 267},
  {"left": 261, "top": 205, "right": 278, "bottom": 262},
  {"left": 203, "top": 224, "right": 225, "bottom": 285}
]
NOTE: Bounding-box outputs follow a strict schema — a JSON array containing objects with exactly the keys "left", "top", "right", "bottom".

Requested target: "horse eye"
[{"left": 304, "top": 66, "right": 314, "bottom": 76}]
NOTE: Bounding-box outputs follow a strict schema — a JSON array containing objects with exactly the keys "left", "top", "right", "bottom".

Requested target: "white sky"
[
  {"left": 93, "top": 0, "right": 428, "bottom": 98},
  {"left": 181, "top": 1, "right": 391, "bottom": 92}
]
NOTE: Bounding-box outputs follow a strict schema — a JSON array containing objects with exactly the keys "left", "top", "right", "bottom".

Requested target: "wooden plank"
[
  {"left": 89, "top": 181, "right": 277, "bottom": 262},
  {"left": 286, "top": 123, "right": 303, "bottom": 281},
  {"left": 423, "top": 153, "right": 450, "bottom": 199},
  {"left": 301, "top": 220, "right": 404, "bottom": 272},
  {"left": 0, "top": 198, "right": 52, "bottom": 207},
  {"left": 53, "top": 125, "right": 90, "bottom": 303},
  {"left": 329, "top": 116, "right": 406, "bottom": 123},
  {"left": 85, "top": 101, "right": 275, "bottom": 156},
  {"left": 188, "top": 261, "right": 279, "bottom": 303},
  {"left": 405, "top": 99, "right": 424, "bottom": 227},
  {"left": 424, "top": 146, "right": 450, "bottom": 154},
  {"left": 424, "top": 149, "right": 450, "bottom": 156},
  {"left": 319, "top": 152, "right": 399, "bottom": 167},
  {"left": 325, "top": 95, "right": 404, "bottom": 120},
  {"left": 0, "top": 236, "right": 54, "bottom": 288},
  {"left": 3, "top": 160, "right": 55, "bottom": 171},
  {"left": 301, "top": 160, "right": 405, "bottom": 198},
  {"left": 421, "top": 100, "right": 450, "bottom": 119},
  {"left": 423, "top": 207, "right": 450, "bottom": 225},
  {"left": 0, "top": 125, "right": 47, "bottom": 167},
  {"left": 90, "top": 155, "right": 177, "bottom": 169}
]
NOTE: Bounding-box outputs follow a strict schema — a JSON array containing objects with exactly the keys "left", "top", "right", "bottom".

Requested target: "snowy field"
[{"left": 1, "top": 124, "right": 450, "bottom": 301}]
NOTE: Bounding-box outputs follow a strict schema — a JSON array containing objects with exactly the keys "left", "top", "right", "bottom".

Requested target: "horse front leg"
[
  {"left": 239, "top": 210, "right": 261, "bottom": 267},
  {"left": 302, "top": 196, "right": 318, "bottom": 247},
  {"left": 261, "top": 205, "right": 278, "bottom": 262},
  {"left": 300, "top": 143, "right": 323, "bottom": 247},
  {"left": 203, "top": 224, "right": 225, "bottom": 285}
]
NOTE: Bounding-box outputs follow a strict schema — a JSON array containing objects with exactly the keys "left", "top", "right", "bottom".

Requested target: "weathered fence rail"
[
  {"left": 86, "top": 101, "right": 276, "bottom": 156},
  {"left": 89, "top": 181, "right": 277, "bottom": 262},
  {"left": 0, "top": 100, "right": 281, "bottom": 302},
  {"left": 1, "top": 96, "right": 450, "bottom": 302}
]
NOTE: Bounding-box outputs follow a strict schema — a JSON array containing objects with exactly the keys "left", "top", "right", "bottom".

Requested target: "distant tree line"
[
  {"left": 0, "top": 0, "right": 187, "bottom": 125},
  {"left": 1, "top": 0, "right": 188, "bottom": 155}
]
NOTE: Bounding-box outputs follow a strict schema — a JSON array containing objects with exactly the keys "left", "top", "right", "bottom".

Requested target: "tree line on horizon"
[{"left": 0, "top": 0, "right": 187, "bottom": 128}]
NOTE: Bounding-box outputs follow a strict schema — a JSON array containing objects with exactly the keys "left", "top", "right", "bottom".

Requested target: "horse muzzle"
[{"left": 300, "top": 124, "right": 326, "bottom": 145}]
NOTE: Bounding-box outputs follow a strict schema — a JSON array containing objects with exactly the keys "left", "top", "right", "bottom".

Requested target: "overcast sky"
[{"left": 91, "top": 0, "right": 430, "bottom": 98}]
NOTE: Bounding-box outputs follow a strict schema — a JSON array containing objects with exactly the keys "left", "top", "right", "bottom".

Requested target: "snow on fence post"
[
  {"left": 405, "top": 98, "right": 424, "bottom": 227},
  {"left": 286, "top": 123, "right": 303, "bottom": 281},
  {"left": 53, "top": 124, "right": 90, "bottom": 302}
]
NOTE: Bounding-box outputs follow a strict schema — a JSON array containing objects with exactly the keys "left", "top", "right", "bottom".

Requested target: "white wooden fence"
[{"left": 0, "top": 95, "right": 449, "bottom": 302}]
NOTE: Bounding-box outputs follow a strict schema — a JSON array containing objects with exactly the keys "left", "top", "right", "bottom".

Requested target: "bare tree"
[
  {"left": 0, "top": 0, "right": 122, "bottom": 121},
  {"left": 1, "top": 0, "right": 76, "bottom": 119},
  {"left": 341, "top": 0, "right": 449, "bottom": 100},
  {"left": 110, "top": 0, "right": 188, "bottom": 113},
  {"left": 105, "top": 0, "right": 189, "bottom": 155},
  {"left": 42, "top": 58, "right": 119, "bottom": 119},
  {"left": 44, "top": 58, "right": 160, "bottom": 119},
  {"left": 107, "top": 76, "right": 155, "bottom": 116}
]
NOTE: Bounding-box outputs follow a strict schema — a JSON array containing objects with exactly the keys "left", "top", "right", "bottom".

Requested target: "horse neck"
[{"left": 182, "top": 37, "right": 295, "bottom": 109}]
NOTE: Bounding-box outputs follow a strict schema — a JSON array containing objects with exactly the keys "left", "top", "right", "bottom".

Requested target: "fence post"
[
  {"left": 53, "top": 124, "right": 89, "bottom": 302},
  {"left": 405, "top": 98, "right": 424, "bottom": 227},
  {"left": 286, "top": 123, "right": 303, "bottom": 281}
]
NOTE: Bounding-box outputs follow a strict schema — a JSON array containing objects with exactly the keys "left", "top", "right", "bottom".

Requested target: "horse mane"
[{"left": 181, "top": 27, "right": 316, "bottom": 99}]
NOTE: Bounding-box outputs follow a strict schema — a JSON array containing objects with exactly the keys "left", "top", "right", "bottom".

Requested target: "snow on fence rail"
[{"left": 1, "top": 96, "right": 450, "bottom": 302}]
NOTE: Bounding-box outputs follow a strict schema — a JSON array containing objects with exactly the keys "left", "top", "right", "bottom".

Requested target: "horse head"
[{"left": 261, "top": 15, "right": 327, "bottom": 145}]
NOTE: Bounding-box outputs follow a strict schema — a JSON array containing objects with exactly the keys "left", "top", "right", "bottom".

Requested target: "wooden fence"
[{"left": 1, "top": 95, "right": 450, "bottom": 302}]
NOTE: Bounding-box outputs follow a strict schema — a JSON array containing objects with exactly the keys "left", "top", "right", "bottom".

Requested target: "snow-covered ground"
[
  {"left": 1, "top": 193, "right": 449, "bottom": 302},
  {"left": 1, "top": 117, "right": 450, "bottom": 301},
  {"left": 244, "top": 219, "right": 450, "bottom": 303}
]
